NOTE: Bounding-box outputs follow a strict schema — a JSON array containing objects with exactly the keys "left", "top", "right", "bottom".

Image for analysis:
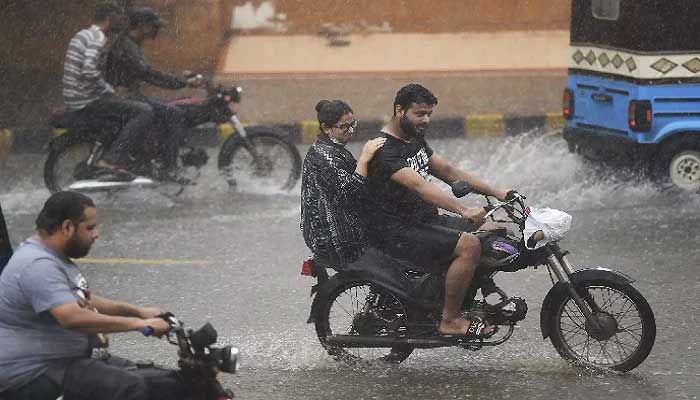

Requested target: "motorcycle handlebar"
[{"left": 141, "top": 312, "right": 180, "bottom": 337}]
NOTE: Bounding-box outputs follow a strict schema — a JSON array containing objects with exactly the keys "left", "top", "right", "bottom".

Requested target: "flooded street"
[{"left": 1, "top": 134, "right": 699, "bottom": 400}]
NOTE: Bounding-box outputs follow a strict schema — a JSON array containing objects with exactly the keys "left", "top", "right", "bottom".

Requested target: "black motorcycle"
[
  {"left": 302, "top": 182, "right": 656, "bottom": 372},
  {"left": 140, "top": 312, "right": 240, "bottom": 400},
  {"left": 44, "top": 75, "right": 301, "bottom": 194}
]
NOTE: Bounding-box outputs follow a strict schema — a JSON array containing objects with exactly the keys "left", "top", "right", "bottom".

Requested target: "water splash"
[
  {"left": 2, "top": 137, "right": 697, "bottom": 216},
  {"left": 442, "top": 131, "right": 700, "bottom": 212}
]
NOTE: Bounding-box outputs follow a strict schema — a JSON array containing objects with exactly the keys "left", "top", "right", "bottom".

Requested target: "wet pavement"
[{"left": 1, "top": 133, "right": 699, "bottom": 400}]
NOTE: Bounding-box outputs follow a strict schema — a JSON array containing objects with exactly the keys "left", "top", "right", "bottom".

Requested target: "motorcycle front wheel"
[
  {"left": 548, "top": 279, "right": 656, "bottom": 372},
  {"left": 44, "top": 133, "right": 97, "bottom": 193},
  {"left": 315, "top": 279, "right": 414, "bottom": 365},
  {"left": 217, "top": 128, "right": 301, "bottom": 192}
]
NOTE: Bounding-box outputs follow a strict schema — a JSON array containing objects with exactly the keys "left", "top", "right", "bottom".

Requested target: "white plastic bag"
[{"left": 523, "top": 208, "right": 572, "bottom": 250}]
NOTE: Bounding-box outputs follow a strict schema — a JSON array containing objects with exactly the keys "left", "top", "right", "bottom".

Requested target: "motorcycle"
[
  {"left": 301, "top": 182, "right": 656, "bottom": 372},
  {"left": 44, "top": 75, "right": 301, "bottom": 194},
  {"left": 139, "top": 312, "right": 240, "bottom": 400}
]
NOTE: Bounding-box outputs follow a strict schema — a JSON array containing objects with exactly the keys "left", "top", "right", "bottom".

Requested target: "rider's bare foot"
[
  {"left": 439, "top": 318, "right": 471, "bottom": 336},
  {"left": 95, "top": 160, "right": 130, "bottom": 173},
  {"left": 93, "top": 160, "right": 136, "bottom": 181}
]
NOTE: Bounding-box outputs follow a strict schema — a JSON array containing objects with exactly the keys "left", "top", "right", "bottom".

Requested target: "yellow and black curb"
[
  {"left": 0, "top": 113, "right": 564, "bottom": 156},
  {"left": 0, "top": 129, "right": 15, "bottom": 160}
]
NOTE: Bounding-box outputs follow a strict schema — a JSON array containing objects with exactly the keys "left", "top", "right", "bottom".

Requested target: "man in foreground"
[{"left": 0, "top": 191, "right": 180, "bottom": 400}]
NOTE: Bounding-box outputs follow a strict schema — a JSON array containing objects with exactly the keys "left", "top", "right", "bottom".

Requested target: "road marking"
[{"left": 78, "top": 257, "right": 213, "bottom": 266}]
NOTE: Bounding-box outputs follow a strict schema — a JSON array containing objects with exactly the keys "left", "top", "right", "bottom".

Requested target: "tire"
[
  {"left": 314, "top": 279, "right": 414, "bottom": 364},
  {"left": 548, "top": 279, "right": 656, "bottom": 372},
  {"left": 654, "top": 139, "right": 700, "bottom": 191},
  {"left": 217, "top": 128, "right": 301, "bottom": 191},
  {"left": 44, "top": 133, "right": 97, "bottom": 193}
]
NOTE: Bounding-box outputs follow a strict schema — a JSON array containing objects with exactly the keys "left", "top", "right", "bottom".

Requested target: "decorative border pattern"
[{"left": 570, "top": 45, "right": 700, "bottom": 80}]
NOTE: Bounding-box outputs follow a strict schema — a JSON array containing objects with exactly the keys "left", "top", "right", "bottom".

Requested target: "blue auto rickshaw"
[{"left": 563, "top": 0, "right": 700, "bottom": 190}]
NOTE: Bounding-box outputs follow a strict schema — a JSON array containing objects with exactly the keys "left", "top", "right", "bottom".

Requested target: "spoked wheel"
[
  {"left": 217, "top": 129, "right": 301, "bottom": 192},
  {"left": 44, "top": 134, "right": 97, "bottom": 193},
  {"left": 315, "top": 280, "right": 414, "bottom": 364},
  {"left": 549, "top": 280, "right": 656, "bottom": 372}
]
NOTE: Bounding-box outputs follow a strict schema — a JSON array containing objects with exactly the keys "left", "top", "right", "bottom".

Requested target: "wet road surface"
[{"left": 1, "top": 134, "right": 699, "bottom": 399}]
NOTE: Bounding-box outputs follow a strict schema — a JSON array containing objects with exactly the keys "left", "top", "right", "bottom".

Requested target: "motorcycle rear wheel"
[
  {"left": 548, "top": 279, "right": 656, "bottom": 372},
  {"left": 217, "top": 128, "right": 301, "bottom": 191},
  {"left": 315, "top": 279, "right": 414, "bottom": 364},
  {"left": 44, "top": 133, "right": 96, "bottom": 193}
]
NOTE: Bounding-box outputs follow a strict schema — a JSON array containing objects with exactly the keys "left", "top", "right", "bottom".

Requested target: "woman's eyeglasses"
[{"left": 333, "top": 119, "right": 358, "bottom": 133}]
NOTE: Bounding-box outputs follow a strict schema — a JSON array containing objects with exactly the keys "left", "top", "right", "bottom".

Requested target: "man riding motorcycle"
[
  {"left": 0, "top": 192, "right": 183, "bottom": 400},
  {"left": 61, "top": 1, "right": 154, "bottom": 181},
  {"left": 103, "top": 7, "right": 201, "bottom": 183},
  {"left": 365, "top": 84, "right": 513, "bottom": 338}
]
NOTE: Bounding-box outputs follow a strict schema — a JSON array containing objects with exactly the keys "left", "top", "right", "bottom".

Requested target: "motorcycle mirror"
[{"left": 451, "top": 181, "right": 473, "bottom": 198}]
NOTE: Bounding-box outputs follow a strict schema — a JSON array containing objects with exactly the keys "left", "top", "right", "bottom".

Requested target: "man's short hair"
[
  {"left": 393, "top": 84, "right": 438, "bottom": 115},
  {"left": 95, "top": 1, "right": 124, "bottom": 22},
  {"left": 36, "top": 192, "right": 95, "bottom": 234}
]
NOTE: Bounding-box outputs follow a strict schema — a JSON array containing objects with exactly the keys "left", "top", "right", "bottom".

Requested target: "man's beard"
[
  {"left": 65, "top": 233, "right": 92, "bottom": 259},
  {"left": 400, "top": 115, "right": 426, "bottom": 141}
]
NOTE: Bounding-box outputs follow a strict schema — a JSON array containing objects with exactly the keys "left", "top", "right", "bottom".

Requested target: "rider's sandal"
[{"left": 440, "top": 317, "right": 498, "bottom": 341}]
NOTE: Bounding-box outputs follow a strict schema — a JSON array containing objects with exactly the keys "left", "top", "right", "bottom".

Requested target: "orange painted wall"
[
  {"left": 244, "top": 0, "right": 571, "bottom": 33},
  {"left": 0, "top": 0, "right": 570, "bottom": 75}
]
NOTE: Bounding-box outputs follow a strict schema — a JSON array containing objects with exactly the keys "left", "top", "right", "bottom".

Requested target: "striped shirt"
[{"left": 62, "top": 25, "right": 114, "bottom": 110}]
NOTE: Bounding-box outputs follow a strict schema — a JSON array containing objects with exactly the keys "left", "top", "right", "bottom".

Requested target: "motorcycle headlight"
[{"left": 211, "top": 346, "right": 240, "bottom": 374}]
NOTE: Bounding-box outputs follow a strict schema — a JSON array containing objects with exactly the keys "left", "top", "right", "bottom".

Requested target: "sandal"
[
  {"left": 464, "top": 317, "right": 498, "bottom": 339},
  {"left": 440, "top": 316, "right": 498, "bottom": 340}
]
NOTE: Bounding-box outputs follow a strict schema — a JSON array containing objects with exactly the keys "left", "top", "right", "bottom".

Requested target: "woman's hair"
[{"left": 315, "top": 100, "right": 353, "bottom": 131}]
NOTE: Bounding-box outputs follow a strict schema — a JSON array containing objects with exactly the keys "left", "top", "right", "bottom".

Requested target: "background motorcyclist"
[
  {"left": 104, "top": 7, "right": 201, "bottom": 183},
  {"left": 0, "top": 192, "right": 184, "bottom": 400},
  {"left": 61, "top": 1, "right": 154, "bottom": 179}
]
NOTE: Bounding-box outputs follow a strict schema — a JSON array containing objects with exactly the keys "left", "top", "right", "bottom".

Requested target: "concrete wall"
[
  {"left": 225, "top": 0, "right": 570, "bottom": 34},
  {"left": 0, "top": 0, "right": 227, "bottom": 127},
  {"left": 0, "top": 0, "right": 571, "bottom": 79},
  {"left": 0, "top": 0, "right": 570, "bottom": 127},
  {"left": 0, "top": 1, "right": 96, "bottom": 127}
]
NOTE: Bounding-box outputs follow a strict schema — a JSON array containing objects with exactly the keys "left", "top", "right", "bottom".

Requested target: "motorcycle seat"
[{"left": 49, "top": 106, "right": 122, "bottom": 134}]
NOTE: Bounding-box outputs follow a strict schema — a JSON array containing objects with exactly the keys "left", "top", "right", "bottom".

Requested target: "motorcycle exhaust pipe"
[
  {"left": 326, "top": 325, "right": 515, "bottom": 349},
  {"left": 326, "top": 335, "right": 452, "bottom": 349}
]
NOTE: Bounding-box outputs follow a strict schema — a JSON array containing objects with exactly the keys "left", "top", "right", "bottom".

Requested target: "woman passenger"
[{"left": 300, "top": 100, "right": 386, "bottom": 267}]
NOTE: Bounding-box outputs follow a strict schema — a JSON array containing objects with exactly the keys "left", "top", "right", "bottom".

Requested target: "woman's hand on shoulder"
[{"left": 358, "top": 138, "right": 387, "bottom": 164}]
